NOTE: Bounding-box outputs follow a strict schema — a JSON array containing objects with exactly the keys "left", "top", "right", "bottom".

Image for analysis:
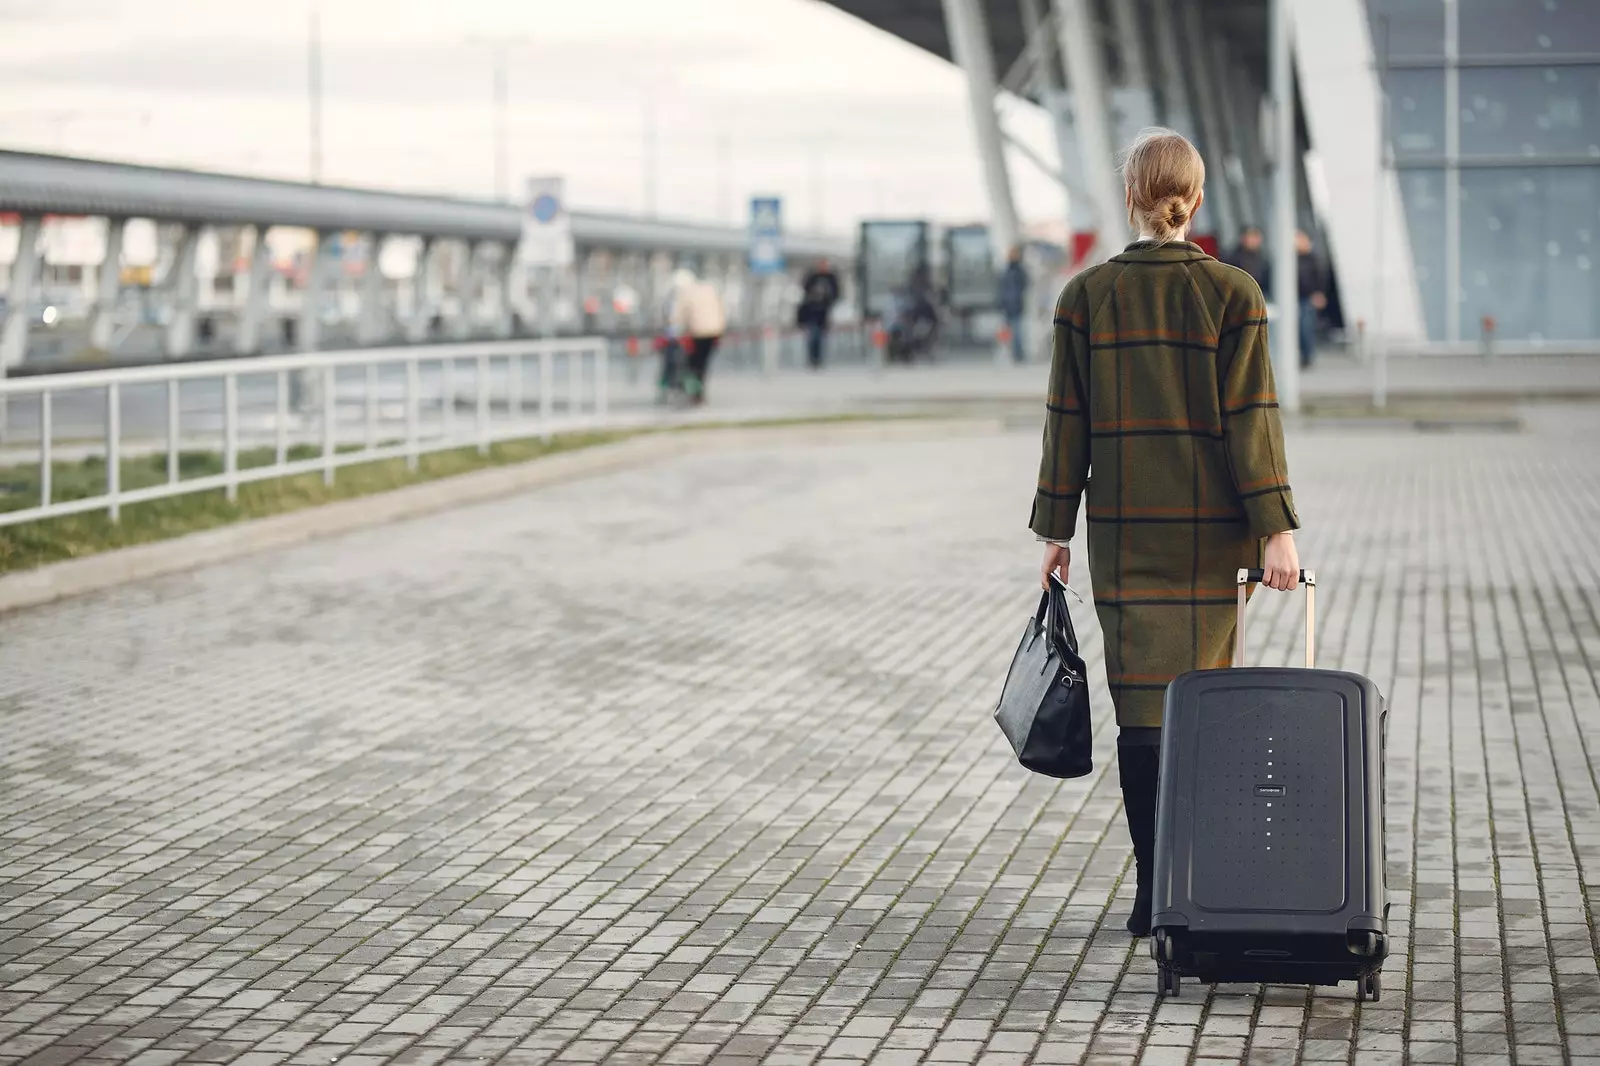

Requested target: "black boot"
[{"left": 1117, "top": 735, "right": 1161, "bottom": 937}]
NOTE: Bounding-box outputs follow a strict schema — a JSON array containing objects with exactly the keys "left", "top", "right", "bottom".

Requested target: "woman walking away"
[{"left": 1030, "top": 128, "right": 1302, "bottom": 937}]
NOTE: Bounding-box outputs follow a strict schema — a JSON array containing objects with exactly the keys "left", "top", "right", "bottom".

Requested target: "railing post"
[
  {"left": 223, "top": 373, "right": 239, "bottom": 503},
  {"left": 476, "top": 351, "right": 490, "bottom": 455},
  {"left": 275, "top": 369, "right": 288, "bottom": 466},
  {"left": 539, "top": 348, "right": 554, "bottom": 442},
  {"left": 167, "top": 379, "right": 179, "bottom": 484},
  {"left": 509, "top": 352, "right": 523, "bottom": 425},
  {"left": 405, "top": 357, "right": 420, "bottom": 471},
  {"left": 106, "top": 382, "right": 121, "bottom": 522},
  {"left": 594, "top": 343, "right": 609, "bottom": 422},
  {"left": 39, "top": 392, "right": 51, "bottom": 509},
  {"left": 364, "top": 361, "right": 378, "bottom": 451},
  {"left": 443, "top": 357, "right": 456, "bottom": 442},
  {"left": 568, "top": 348, "right": 582, "bottom": 416},
  {"left": 322, "top": 364, "right": 337, "bottom": 486}
]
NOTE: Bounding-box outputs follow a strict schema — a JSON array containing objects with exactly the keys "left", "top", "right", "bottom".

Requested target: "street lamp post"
[
  {"left": 308, "top": 1, "right": 323, "bottom": 184},
  {"left": 493, "top": 44, "right": 509, "bottom": 203},
  {"left": 466, "top": 36, "right": 526, "bottom": 203}
]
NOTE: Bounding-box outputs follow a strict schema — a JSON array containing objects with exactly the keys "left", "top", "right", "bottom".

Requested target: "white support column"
[
  {"left": 444, "top": 240, "right": 471, "bottom": 340},
  {"left": 576, "top": 248, "right": 597, "bottom": 332},
  {"left": 290, "top": 231, "right": 334, "bottom": 415},
  {"left": 408, "top": 237, "right": 438, "bottom": 342},
  {"left": 358, "top": 232, "right": 389, "bottom": 345},
  {"left": 1179, "top": 0, "right": 1239, "bottom": 240},
  {"left": 596, "top": 250, "right": 619, "bottom": 336},
  {"left": 298, "top": 229, "right": 334, "bottom": 352},
  {"left": 1108, "top": 0, "right": 1160, "bottom": 145},
  {"left": 90, "top": 217, "right": 126, "bottom": 352},
  {"left": 940, "top": 0, "right": 1021, "bottom": 258},
  {"left": 165, "top": 225, "right": 201, "bottom": 359},
  {"left": 493, "top": 241, "right": 516, "bottom": 339},
  {"left": 640, "top": 253, "right": 659, "bottom": 332},
  {"left": 1053, "top": 0, "right": 1122, "bottom": 262},
  {"left": 0, "top": 215, "right": 42, "bottom": 371},
  {"left": 235, "top": 226, "right": 273, "bottom": 355},
  {"left": 1149, "top": 0, "right": 1197, "bottom": 136},
  {"left": 1443, "top": 0, "right": 1460, "bottom": 341},
  {"left": 1148, "top": 0, "right": 1218, "bottom": 241},
  {"left": 533, "top": 266, "right": 555, "bottom": 337},
  {"left": 1017, "top": 0, "right": 1081, "bottom": 226},
  {"left": 1270, "top": 0, "right": 1300, "bottom": 412}
]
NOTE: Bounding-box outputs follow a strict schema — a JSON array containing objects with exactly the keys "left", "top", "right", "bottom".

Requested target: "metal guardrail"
[{"left": 0, "top": 338, "right": 609, "bottom": 527}]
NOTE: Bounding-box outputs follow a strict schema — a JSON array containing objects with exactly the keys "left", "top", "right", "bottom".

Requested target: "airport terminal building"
[{"left": 829, "top": 0, "right": 1600, "bottom": 350}]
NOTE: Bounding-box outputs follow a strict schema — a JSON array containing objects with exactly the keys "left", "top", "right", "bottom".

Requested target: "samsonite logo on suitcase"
[{"left": 1150, "top": 568, "right": 1389, "bottom": 1001}]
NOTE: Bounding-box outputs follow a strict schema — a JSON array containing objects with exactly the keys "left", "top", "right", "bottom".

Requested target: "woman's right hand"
[
  {"left": 1262, "top": 532, "right": 1300, "bottom": 591},
  {"left": 1041, "top": 542, "right": 1070, "bottom": 589}
]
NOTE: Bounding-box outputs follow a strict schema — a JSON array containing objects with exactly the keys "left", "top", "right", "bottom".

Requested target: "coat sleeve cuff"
[
  {"left": 1243, "top": 490, "right": 1300, "bottom": 539},
  {"left": 1030, "top": 492, "right": 1082, "bottom": 543}
]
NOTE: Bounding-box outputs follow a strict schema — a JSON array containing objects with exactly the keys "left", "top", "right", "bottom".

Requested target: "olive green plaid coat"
[{"left": 1030, "top": 240, "right": 1300, "bottom": 728}]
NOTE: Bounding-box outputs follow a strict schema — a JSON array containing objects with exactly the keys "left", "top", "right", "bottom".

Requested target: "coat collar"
[{"left": 1110, "top": 240, "right": 1212, "bottom": 264}]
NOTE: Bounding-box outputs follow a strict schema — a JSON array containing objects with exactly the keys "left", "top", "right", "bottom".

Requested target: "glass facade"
[{"left": 1367, "top": 0, "right": 1600, "bottom": 342}]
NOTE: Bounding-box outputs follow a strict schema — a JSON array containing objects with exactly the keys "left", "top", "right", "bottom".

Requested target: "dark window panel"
[
  {"left": 1386, "top": 69, "right": 1448, "bottom": 160},
  {"left": 1366, "top": 0, "right": 1447, "bottom": 59},
  {"left": 1459, "top": 0, "right": 1600, "bottom": 59},
  {"left": 1458, "top": 166, "right": 1600, "bottom": 341},
  {"left": 1459, "top": 64, "right": 1600, "bottom": 160},
  {"left": 1396, "top": 169, "right": 1449, "bottom": 340}
]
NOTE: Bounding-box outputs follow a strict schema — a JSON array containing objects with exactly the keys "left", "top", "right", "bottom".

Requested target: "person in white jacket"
[{"left": 669, "top": 268, "right": 726, "bottom": 405}]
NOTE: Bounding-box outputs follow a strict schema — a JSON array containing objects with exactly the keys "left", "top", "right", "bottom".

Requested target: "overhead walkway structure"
[{"left": 0, "top": 150, "right": 852, "bottom": 369}]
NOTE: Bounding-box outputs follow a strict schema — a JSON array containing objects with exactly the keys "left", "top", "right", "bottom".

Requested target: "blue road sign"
[{"left": 749, "top": 196, "right": 784, "bottom": 275}]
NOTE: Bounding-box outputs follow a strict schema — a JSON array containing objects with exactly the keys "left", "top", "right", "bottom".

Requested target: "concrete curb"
[{"left": 0, "top": 416, "right": 1002, "bottom": 615}]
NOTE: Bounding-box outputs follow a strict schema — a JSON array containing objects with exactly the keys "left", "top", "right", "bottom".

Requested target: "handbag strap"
[{"left": 1047, "top": 578, "right": 1080, "bottom": 657}]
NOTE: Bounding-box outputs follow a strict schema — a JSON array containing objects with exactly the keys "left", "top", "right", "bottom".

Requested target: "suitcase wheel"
[
  {"left": 1152, "top": 928, "right": 1175, "bottom": 964},
  {"left": 1157, "top": 965, "right": 1181, "bottom": 999},
  {"left": 1352, "top": 930, "right": 1386, "bottom": 959},
  {"left": 1359, "top": 971, "right": 1381, "bottom": 1002}
]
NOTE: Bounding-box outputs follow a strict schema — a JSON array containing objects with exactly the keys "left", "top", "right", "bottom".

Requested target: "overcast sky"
[{"left": 0, "top": 0, "right": 1065, "bottom": 235}]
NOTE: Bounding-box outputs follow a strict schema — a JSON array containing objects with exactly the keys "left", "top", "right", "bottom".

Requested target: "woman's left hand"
[{"left": 1041, "top": 543, "right": 1070, "bottom": 589}]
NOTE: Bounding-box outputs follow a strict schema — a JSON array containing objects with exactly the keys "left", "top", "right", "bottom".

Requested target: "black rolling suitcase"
[{"left": 1151, "top": 568, "right": 1389, "bottom": 1001}]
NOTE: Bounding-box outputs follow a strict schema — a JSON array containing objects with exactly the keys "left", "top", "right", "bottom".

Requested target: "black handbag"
[{"left": 994, "top": 574, "right": 1093, "bottom": 778}]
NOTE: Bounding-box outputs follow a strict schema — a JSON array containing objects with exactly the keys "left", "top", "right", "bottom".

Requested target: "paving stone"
[{"left": 2, "top": 412, "right": 1600, "bottom": 1064}]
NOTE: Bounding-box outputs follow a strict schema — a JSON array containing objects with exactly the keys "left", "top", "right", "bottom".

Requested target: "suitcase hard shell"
[{"left": 1150, "top": 569, "right": 1389, "bottom": 1000}]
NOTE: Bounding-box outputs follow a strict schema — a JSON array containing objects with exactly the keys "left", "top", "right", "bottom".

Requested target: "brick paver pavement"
[{"left": 2, "top": 405, "right": 1599, "bottom": 1066}]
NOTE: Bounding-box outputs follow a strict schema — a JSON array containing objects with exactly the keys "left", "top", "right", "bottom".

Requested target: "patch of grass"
[
  {"left": 0, "top": 432, "right": 626, "bottom": 574},
  {"left": 0, "top": 410, "right": 947, "bottom": 575}
]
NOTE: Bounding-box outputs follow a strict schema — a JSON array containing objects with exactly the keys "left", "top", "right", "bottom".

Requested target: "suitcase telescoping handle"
[{"left": 1234, "top": 568, "right": 1316, "bottom": 669}]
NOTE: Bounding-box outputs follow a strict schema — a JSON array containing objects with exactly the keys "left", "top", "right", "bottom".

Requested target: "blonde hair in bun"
[{"left": 1121, "top": 127, "right": 1205, "bottom": 244}]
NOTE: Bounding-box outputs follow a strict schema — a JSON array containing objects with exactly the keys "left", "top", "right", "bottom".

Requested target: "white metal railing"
[{"left": 0, "top": 338, "right": 609, "bottom": 528}]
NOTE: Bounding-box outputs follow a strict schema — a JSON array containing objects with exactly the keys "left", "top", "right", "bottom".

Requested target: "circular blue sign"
[{"left": 531, "top": 193, "right": 560, "bottom": 223}]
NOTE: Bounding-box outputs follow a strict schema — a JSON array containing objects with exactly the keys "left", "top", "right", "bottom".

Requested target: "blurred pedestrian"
[
  {"left": 797, "top": 258, "right": 841, "bottom": 370},
  {"left": 670, "top": 268, "right": 726, "bottom": 405},
  {"left": 1032, "top": 127, "right": 1301, "bottom": 937},
  {"left": 1296, "top": 230, "right": 1327, "bottom": 369},
  {"left": 997, "top": 245, "right": 1030, "bottom": 364},
  {"left": 1223, "top": 225, "right": 1270, "bottom": 293},
  {"left": 656, "top": 287, "right": 684, "bottom": 404}
]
